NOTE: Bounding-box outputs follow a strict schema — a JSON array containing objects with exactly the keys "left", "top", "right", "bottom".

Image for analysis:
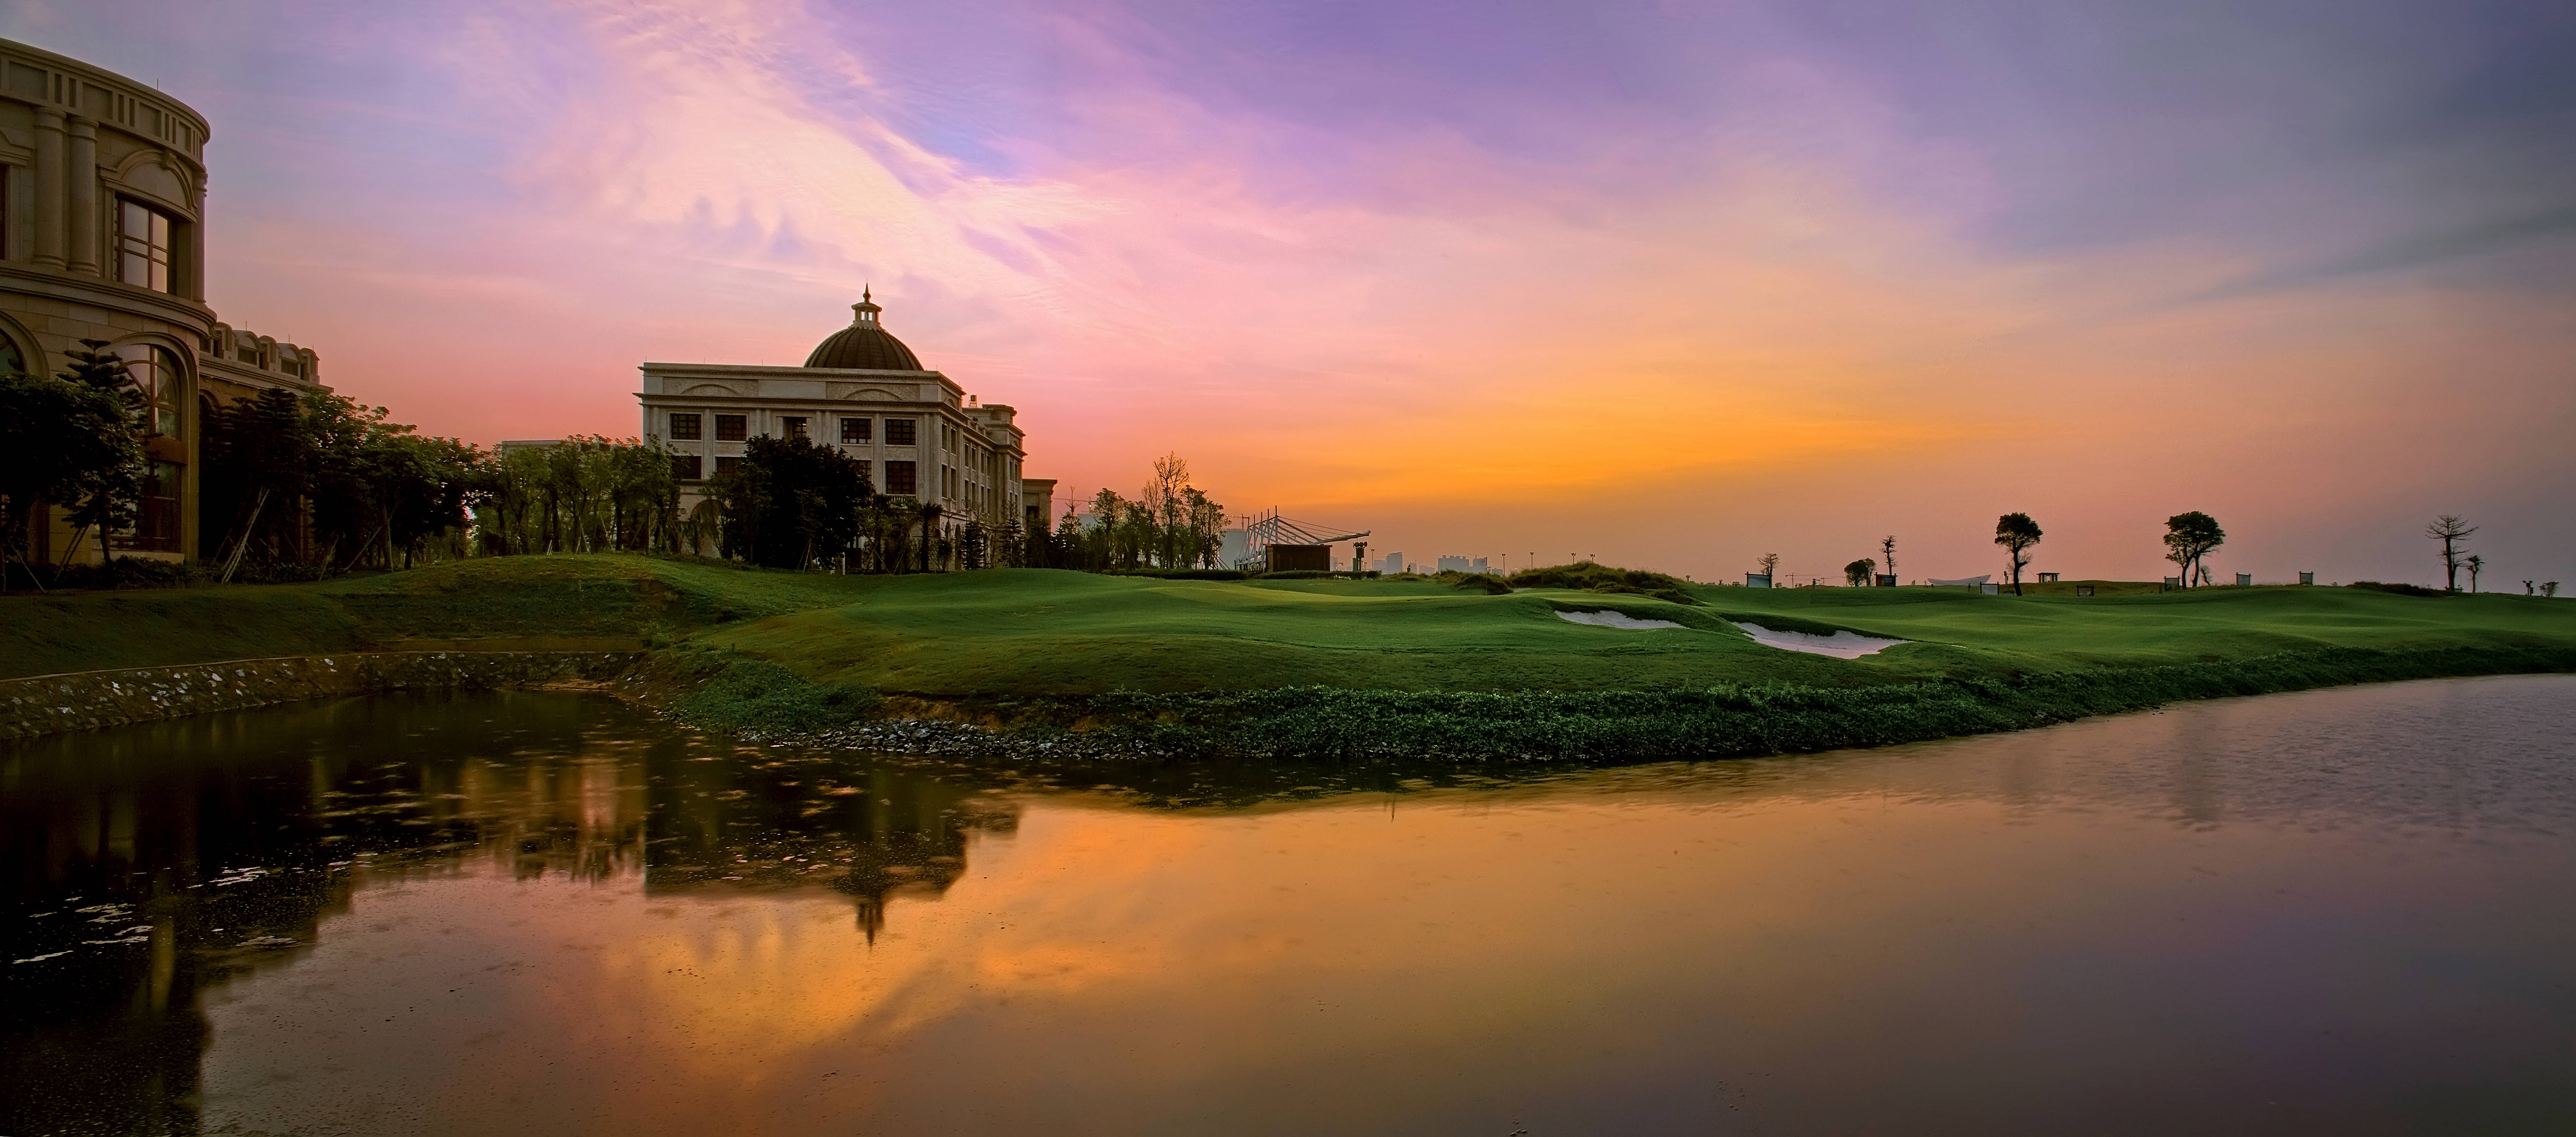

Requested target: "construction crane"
[{"left": 1231, "top": 508, "right": 1370, "bottom": 572}]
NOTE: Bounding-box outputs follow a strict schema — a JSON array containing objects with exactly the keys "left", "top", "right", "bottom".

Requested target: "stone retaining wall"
[{"left": 0, "top": 652, "right": 644, "bottom": 739}]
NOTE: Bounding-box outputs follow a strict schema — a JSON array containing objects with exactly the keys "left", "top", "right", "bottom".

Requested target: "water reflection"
[
  {"left": 3, "top": 677, "right": 2573, "bottom": 1135},
  {"left": 0, "top": 692, "right": 1026, "bottom": 1135}
]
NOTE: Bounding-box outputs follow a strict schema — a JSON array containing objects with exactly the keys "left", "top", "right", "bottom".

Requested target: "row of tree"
[{"left": 1, "top": 341, "right": 694, "bottom": 586}]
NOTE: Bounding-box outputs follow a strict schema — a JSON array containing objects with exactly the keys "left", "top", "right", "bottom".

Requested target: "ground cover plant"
[{"left": 5, "top": 553, "right": 2572, "bottom": 760}]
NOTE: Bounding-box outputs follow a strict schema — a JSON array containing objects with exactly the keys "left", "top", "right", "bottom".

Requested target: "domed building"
[{"left": 637, "top": 292, "right": 1052, "bottom": 560}]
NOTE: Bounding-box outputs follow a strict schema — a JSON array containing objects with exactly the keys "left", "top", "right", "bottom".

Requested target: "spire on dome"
[{"left": 852, "top": 287, "right": 883, "bottom": 326}]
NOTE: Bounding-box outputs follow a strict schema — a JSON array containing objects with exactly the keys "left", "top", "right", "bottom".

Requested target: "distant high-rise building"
[
  {"left": 1436, "top": 555, "right": 1476, "bottom": 573},
  {"left": 1376, "top": 551, "right": 1404, "bottom": 574},
  {"left": 1472, "top": 557, "right": 1489, "bottom": 574}
]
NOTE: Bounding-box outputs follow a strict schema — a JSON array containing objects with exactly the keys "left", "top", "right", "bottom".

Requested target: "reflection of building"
[
  {"left": 635, "top": 291, "right": 1041, "bottom": 558},
  {"left": 0, "top": 39, "right": 327, "bottom": 566}
]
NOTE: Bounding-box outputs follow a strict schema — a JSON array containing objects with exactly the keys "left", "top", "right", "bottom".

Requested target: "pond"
[{"left": 4, "top": 675, "right": 2573, "bottom": 1135}]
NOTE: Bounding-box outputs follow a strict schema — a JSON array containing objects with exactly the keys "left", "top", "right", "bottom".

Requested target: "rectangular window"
[
  {"left": 714, "top": 456, "right": 742, "bottom": 478},
  {"left": 117, "top": 200, "right": 173, "bottom": 293},
  {"left": 884, "top": 418, "right": 917, "bottom": 446},
  {"left": 235, "top": 346, "right": 259, "bottom": 364},
  {"left": 116, "top": 461, "right": 183, "bottom": 552},
  {"left": 851, "top": 459, "right": 871, "bottom": 484},
  {"left": 885, "top": 460, "right": 917, "bottom": 496},
  {"left": 279, "top": 357, "right": 301, "bottom": 378},
  {"left": 782, "top": 416, "right": 809, "bottom": 441},
  {"left": 839, "top": 416, "right": 871, "bottom": 443},
  {"left": 668, "top": 412, "right": 702, "bottom": 441},
  {"left": 714, "top": 414, "right": 747, "bottom": 442},
  {"left": 672, "top": 455, "right": 702, "bottom": 481}
]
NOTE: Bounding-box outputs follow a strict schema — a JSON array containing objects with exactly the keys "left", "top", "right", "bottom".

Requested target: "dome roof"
[{"left": 803, "top": 290, "right": 923, "bottom": 370}]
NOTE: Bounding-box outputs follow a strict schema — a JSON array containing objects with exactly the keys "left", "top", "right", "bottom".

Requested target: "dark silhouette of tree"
[
  {"left": 1756, "top": 552, "right": 1779, "bottom": 582},
  {"left": 1880, "top": 535, "right": 1897, "bottom": 584},
  {"left": 2161, "top": 511, "right": 2226, "bottom": 589},
  {"left": 705, "top": 434, "right": 872, "bottom": 569},
  {"left": 48, "top": 340, "right": 145, "bottom": 571},
  {"left": 2425, "top": 514, "right": 2476, "bottom": 591},
  {"left": 1844, "top": 558, "right": 1876, "bottom": 587},
  {"left": 916, "top": 500, "right": 945, "bottom": 573},
  {"left": 1994, "top": 512, "right": 2042, "bottom": 596},
  {"left": 2464, "top": 555, "right": 2483, "bottom": 593},
  {"left": 0, "top": 363, "right": 140, "bottom": 588}
]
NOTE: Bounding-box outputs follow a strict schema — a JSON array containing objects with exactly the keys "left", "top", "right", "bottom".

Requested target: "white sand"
[
  {"left": 1727, "top": 621, "right": 1908, "bottom": 659},
  {"left": 1555, "top": 609, "right": 1687, "bottom": 631}
]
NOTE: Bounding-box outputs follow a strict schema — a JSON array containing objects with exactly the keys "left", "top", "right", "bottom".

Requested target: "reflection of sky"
[{"left": 10, "top": 0, "right": 2574, "bottom": 581}]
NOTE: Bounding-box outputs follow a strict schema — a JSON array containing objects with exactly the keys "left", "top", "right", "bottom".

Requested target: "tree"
[
  {"left": 1757, "top": 552, "right": 1780, "bottom": 581},
  {"left": 49, "top": 340, "right": 145, "bottom": 571},
  {"left": 0, "top": 366, "right": 141, "bottom": 588},
  {"left": 2464, "top": 555, "right": 2483, "bottom": 594},
  {"left": 2425, "top": 514, "right": 2476, "bottom": 591},
  {"left": 2545, "top": 582, "right": 2561, "bottom": 599},
  {"left": 1880, "top": 535, "right": 1897, "bottom": 584},
  {"left": 199, "top": 387, "right": 313, "bottom": 579},
  {"left": 2161, "top": 511, "right": 2226, "bottom": 589},
  {"left": 705, "top": 434, "right": 871, "bottom": 569},
  {"left": 1993, "top": 512, "right": 2042, "bottom": 596},
  {"left": 1844, "top": 558, "right": 1876, "bottom": 587}
]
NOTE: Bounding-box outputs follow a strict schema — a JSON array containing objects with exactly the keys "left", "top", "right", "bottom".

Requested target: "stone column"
[
  {"left": 31, "top": 108, "right": 64, "bottom": 269},
  {"left": 186, "top": 171, "right": 208, "bottom": 300},
  {"left": 65, "top": 116, "right": 99, "bottom": 277}
]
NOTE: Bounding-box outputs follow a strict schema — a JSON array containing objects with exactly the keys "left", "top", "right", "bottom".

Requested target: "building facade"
[
  {"left": 637, "top": 293, "right": 1041, "bottom": 560},
  {"left": 1, "top": 38, "right": 326, "bottom": 566}
]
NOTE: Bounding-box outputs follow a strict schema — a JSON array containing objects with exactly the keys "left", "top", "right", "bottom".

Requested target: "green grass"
[{"left": 6, "top": 555, "right": 2572, "bottom": 759}]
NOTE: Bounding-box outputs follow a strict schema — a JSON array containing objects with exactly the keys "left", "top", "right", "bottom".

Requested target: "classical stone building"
[
  {"left": 637, "top": 292, "right": 1050, "bottom": 560},
  {"left": 1, "top": 38, "right": 325, "bottom": 566}
]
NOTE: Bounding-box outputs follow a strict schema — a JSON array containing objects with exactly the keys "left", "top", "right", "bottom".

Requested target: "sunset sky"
[{"left": 13, "top": 0, "right": 2571, "bottom": 585}]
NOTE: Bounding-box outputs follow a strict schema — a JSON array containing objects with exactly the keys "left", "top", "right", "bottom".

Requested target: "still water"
[{"left": 4, "top": 676, "right": 2574, "bottom": 1135}]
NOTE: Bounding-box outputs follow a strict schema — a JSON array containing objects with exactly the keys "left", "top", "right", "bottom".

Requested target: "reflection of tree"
[
  {"left": 0, "top": 690, "right": 652, "bottom": 1135},
  {"left": 645, "top": 756, "right": 1018, "bottom": 942}
]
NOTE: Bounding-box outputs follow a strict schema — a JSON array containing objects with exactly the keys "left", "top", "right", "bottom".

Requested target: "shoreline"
[{"left": 13, "top": 643, "right": 2567, "bottom": 767}]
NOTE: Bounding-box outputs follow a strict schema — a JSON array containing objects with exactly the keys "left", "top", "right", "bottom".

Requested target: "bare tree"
[
  {"left": 1994, "top": 513, "right": 2042, "bottom": 596},
  {"left": 2425, "top": 514, "right": 2477, "bottom": 591},
  {"left": 1880, "top": 535, "right": 1897, "bottom": 584},
  {"left": 2464, "top": 554, "right": 2483, "bottom": 593},
  {"left": 1757, "top": 551, "right": 1779, "bottom": 582}
]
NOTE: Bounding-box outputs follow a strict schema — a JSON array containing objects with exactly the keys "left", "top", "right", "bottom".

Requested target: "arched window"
[
  {"left": 0, "top": 337, "right": 24, "bottom": 375},
  {"left": 119, "top": 343, "right": 183, "bottom": 438}
]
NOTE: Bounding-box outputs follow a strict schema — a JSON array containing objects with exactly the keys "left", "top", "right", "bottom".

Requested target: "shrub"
[
  {"left": 1506, "top": 561, "right": 1700, "bottom": 605},
  {"left": 675, "top": 655, "right": 883, "bottom": 736},
  {"left": 2349, "top": 581, "right": 2443, "bottom": 598}
]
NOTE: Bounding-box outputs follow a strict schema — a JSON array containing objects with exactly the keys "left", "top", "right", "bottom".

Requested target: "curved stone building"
[
  {"left": 638, "top": 292, "right": 1049, "bottom": 561},
  {"left": 2, "top": 38, "right": 325, "bottom": 566}
]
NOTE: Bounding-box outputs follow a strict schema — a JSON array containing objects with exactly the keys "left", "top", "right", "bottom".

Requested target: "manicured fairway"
[{"left": 12, "top": 555, "right": 2564, "bottom": 700}]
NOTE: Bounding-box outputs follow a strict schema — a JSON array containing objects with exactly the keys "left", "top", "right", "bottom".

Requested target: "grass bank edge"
[{"left": 667, "top": 643, "right": 2576, "bottom": 762}]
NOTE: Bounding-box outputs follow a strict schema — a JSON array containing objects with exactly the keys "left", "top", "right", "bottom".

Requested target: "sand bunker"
[
  {"left": 1556, "top": 609, "right": 1687, "bottom": 631},
  {"left": 1728, "top": 621, "right": 1908, "bottom": 659}
]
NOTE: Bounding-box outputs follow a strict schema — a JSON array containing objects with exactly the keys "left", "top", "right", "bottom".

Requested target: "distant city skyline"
[{"left": 12, "top": 0, "right": 2569, "bottom": 586}]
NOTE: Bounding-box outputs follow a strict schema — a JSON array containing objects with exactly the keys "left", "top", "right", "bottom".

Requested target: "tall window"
[
  {"left": 782, "top": 416, "right": 809, "bottom": 441},
  {"left": 119, "top": 343, "right": 181, "bottom": 437},
  {"left": 839, "top": 416, "right": 871, "bottom": 443},
  {"left": 885, "top": 418, "right": 917, "bottom": 446},
  {"left": 885, "top": 460, "right": 917, "bottom": 496},
  {"left": 668, "top": 412, "right": 702, "bottom": 440},
  {"left": 714, "top": 456, "right": 742, "bottom": 478},
  {"left": 116, "top": 460, "right": 182, "bottom": 552},
  {"left": 672, "top": 455, "right": 703, "bottom": 481},
  {"left": 117, "top": 200, "right": 174, "bottom": 293},
  {"left": 714, "top": 414, "right": 747, "bottom": 442}
]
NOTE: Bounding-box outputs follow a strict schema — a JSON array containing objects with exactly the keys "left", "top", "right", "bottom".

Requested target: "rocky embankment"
[{"left": 0, "top": 651, "right": 642, "bottom": 739}]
